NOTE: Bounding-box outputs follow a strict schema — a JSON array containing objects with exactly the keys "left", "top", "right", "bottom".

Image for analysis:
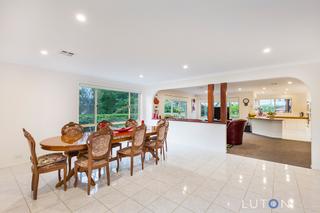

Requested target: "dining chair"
[
  {"left": 98, "top": 120, "right": 122, "bottom": 155},
  {"left": 116, "top": 124, "right": 146, "bottom": 176},
  {"left": 61, "top": 122, "right": 84, "bottom": 172},
  {"left": 23, "top": 129, "right": 67, "bottom": 200},
  {"left": 74, "top": 126, "right": 113, "bottom": 195},
  {"left": 149, "top": 119, "right": 169, "bottom": 152},
  {"left": 125, "top": 119, "right": 138, "bottom": 127},
  {"left": 144, "top": 123, "right": 166, "bottom": 165},
  {"left": 125, "top": 119, "right": 138, "bottom": 146},
  {"left": 164, "top": 120, "right": 169, "bottom": 152}
]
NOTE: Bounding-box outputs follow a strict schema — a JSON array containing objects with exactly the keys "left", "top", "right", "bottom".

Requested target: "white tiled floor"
[{"left": 1, "top": 144, "right": 320, "bottom": 213}]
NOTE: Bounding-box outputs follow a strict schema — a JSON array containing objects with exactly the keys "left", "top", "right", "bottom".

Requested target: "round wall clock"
[{"left": 243, "top": 98, "right": 250, "bottom": 106}]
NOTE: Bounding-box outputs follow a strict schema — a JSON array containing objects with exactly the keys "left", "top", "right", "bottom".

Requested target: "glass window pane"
[
  {"left": 179, "top": 101, "right": 187, "bottom": 118},
  {"left": 79, "top": 87, "right": 95, "bottom": 125},
  {"left": 172, "top": 101, "right": 180, "bottom": 113},
  {"left": 259, "top": 99, "right": 275, "bottom": 112},
  {"left": 97, "top": 89, "right": 129, "bottom": 123},
  {"left": 164, "top": 99, "right": 172, "bottom": 113},
  {"left": 275, "top": 98, "right": 292, "bottom": 113},
  {"left": 229, "top": 101, "right": 240, "bottom": 119},
  {"left": 201, "top": 102, "right": 208, "bottom": 118},
  {"left": 83, "top": 126, "right": 95, "bottom": 133},
  {"left": 130, "top": 93, "right": 139, "bottom": 120},
  {"left": 164, "top": 99, "right": 187, "bottom": 118}
]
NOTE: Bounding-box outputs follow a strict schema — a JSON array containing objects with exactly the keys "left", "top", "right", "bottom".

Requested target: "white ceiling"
[
  {"left": 1, "top": 0, "right": 320, "bottom": 85},
  {"left": 165, "top": 78, "right": 308, "bottom": 96}
]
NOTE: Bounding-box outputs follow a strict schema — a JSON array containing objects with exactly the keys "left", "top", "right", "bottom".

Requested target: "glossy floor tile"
[{"left": 1, "top": 142, "right": 320, "bottom": 212}]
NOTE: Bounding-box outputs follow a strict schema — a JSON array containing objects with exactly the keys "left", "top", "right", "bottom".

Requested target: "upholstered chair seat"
[
  {"left": 144, "top": 122, "right": 167, "bottom": 165},
  {"left": 74, "top": 126, "right": 113, "bottom": 195},
  {"left": 75, "top": 156, "right": 109, "bottom": 168},
  {"left": 23, "top": 129, "right": 67, "bottom": 200},
  {"left": 116, "top": 124, "right": 147, "bottom": 176},
  {"left": 37, "top": 153, "right": 67, "bottom": 167},
  {"left": 117, "top": 147, "right": 144, "bottom": 155}
]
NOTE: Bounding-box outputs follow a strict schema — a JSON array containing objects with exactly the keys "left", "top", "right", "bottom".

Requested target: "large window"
[
  {"left": 200, "top": 99, "right": 240, "bottom": 119},
  {"left": 257, "top": 98, "right": 292, "bottom": 113},
  {"left": 228, "top": 98, "right": 240, "bottom": 119},
  {"left": 79, "top": 86, "right": 140, "bottom": 130},
  {"left": 200, "top": 103, "right": 208, "bottom": 118},
  {"left": 164, "top": 99, "right": 187, "bottom": 118}
]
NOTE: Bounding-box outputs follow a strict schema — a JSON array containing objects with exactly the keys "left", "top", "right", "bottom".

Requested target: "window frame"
[
  {"left": 79, "top": 84, "right": 141, "bottom": 130},
  {"left": 163, "top": 97, "right": 188, "bottom": 118},
  {"left": 256, "top": 98, "right": 292, "bottom": 113}
]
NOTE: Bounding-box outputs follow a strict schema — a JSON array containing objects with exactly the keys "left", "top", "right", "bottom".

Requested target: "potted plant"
[{"left": 267, "top": 111, "right": 276, "bottom": 118}]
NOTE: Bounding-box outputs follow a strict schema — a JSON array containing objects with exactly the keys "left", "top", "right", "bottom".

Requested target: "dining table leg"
[{"left": 55, "top": 168, "right": 96, "bottom": 188}]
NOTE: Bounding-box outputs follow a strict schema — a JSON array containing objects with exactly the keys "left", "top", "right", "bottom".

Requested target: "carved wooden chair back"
[
  {"left": 156, "top": 123, "right": 166, "bottom": 144},
  {"left": 87, "top": 126, "right": 113, "bottom": 161},
  {"left": 131, "top": 124, "right": 147, "bottom": 150},
  {"left": 97, "top": 120, "right": 112, "bottom": 131},
  {"left": 61, "top": 122, "right": 84, "bottom": 140},
  {"left": 23, "top": 128, "right": 38, "bottom": 167},
  {"left": 157, "top": 119, "right": 166, "bottom": 126},
  {"left": 164, "top": 120, "right": 169, "bottom": 138},
  {"left": 125, "top": 119, "right": 138, "bottom": 127}
]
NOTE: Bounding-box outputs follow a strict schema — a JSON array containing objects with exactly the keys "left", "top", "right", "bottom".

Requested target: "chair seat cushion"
[
  {"left": 118, "top": 147, "right": 142, "bottom": 156},
  {"left": 37, "top": 153, "right": 66, "bottom": 167},
  {"left": 75, "top": 156, "right": 108, "bottom": 168}
]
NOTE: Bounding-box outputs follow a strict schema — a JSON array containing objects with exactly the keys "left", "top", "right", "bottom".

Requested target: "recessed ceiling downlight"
[
  {"left": 40, "top": 50, "right": 48, "bottom": 55},
  {"left": 262, "top": 47, "right": 272, "bottom": 54},
  {"left": 76, "top": 13, "right": 87, "bottom": 22},
  {"left": 288, "top": 81, "right": 293, "bottom": 85},
  {"left": 139, "top": 74, "right": 144, "bottom": 78},
  {"left": 182, "top": 64, "right": 189, "bottom": 70}
]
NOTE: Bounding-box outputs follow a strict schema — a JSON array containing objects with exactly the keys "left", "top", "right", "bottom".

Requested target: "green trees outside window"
[
  {"left": 257, "top": 98, "right": 292, "bottom": 113},
  {"left": 200, "top": 99, "right": 240, "bottom": 119},
  {"left": 229, "top": 101, "right": 240, "bottom": 119},
  {"left": 164, "top": 99, "right": 187, "bottom": 118},
  {"left": 79, "top": 86, "right": 140, "bottom": 129}
]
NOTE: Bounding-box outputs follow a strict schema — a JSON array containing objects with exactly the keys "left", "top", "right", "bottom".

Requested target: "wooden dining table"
[{"left": 40, "top": 126, "right": 157, "bottom": 188}]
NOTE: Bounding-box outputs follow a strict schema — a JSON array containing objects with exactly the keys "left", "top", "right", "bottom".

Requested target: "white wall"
[
  {"left": 0, "top": 62, "right": 144, "bottom": 168},
  {"left": 143, "top": 62, "right": 320, "bottom": 170},
  {"left": 167, "top": 121, "right": 226, "bottom": 153}
]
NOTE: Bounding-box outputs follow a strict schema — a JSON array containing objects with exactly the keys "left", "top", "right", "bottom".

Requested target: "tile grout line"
[
  {"left": 203, "top": 157, "right": 236, "bottom": 212},
  {"left": 10, "top": 167, "right": 32, "bottom": 213},
  {"left": 236, "top": 159, "right": 259, "bottom": 212},
  {"left": 292, "top": 167, "right": 306, "bottom": 213}
]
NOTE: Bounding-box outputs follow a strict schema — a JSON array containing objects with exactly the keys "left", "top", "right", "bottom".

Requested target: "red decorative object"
[
  {"left": 153, "top": 97, "right": 159, "bottom": 105},
  {"left": 98, "top": 122, "right": 106, "bottom": 129},
  {"left": 116, "top": 127, "right": 133, "bottom": 133}
]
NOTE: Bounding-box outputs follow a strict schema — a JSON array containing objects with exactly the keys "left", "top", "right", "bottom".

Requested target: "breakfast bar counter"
[{"left": 249, "top": 117, "right": 311, "bottom": 141}]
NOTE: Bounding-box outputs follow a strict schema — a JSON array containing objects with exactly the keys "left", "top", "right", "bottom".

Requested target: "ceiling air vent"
[{"left": 60, "top": 50, "right": 75, "bottom": 57}]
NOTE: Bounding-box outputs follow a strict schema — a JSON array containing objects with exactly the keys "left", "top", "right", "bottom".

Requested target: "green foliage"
[
  {"left": 229, "top": 104, "right": 240, "bottom": 119},
  {"left": 79, "top": 86, "right": 139, "bottom": 125},
  {"left": 164, "top": 99, "right": 187, "bottom": 118},
  {"left": 260, "top": 105, "right": 275, "bottom": 113}
]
